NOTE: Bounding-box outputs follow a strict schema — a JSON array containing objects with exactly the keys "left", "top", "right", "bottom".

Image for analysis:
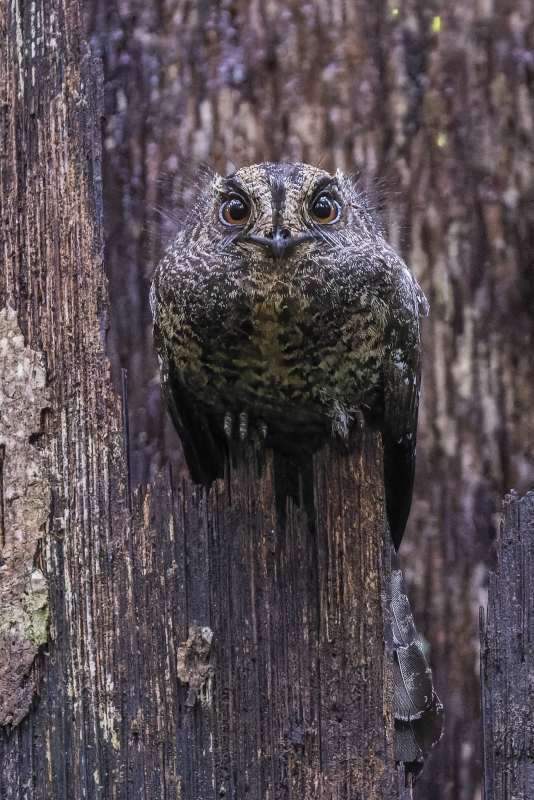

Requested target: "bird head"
[
  {"left": 176, "top": 162, "right": 380, "bottom": 272},
  {"left": 215, "top": 162, "right": 346, "bottom": 260}
]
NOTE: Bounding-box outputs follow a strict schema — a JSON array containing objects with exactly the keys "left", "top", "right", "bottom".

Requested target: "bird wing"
[
  {"left": 382, "top": 279, "right": 427, "bottom": 550},
  {"left": 157, "top": 336, "right": 226, "bottom": 486}
]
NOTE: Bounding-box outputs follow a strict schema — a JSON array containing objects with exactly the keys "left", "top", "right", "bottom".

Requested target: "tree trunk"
[
  {"left": 480, "top": 490, "right": 534, "bottom": 800},
  {"left": 84, "top": 2, "right": 534, "bottom": 797},
  {"left": 0, "top": 1, "right": 412, "bottom": 797},
  {"left": 125, "top": 438, "right": 412, "bottom": 799}
]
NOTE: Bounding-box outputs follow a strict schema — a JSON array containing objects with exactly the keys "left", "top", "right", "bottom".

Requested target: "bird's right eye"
[{"left": 220, "top": 195, "right": 250, "bottom": 225}]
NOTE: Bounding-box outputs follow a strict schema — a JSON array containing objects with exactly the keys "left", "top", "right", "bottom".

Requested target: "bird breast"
[{"left": 161, "top": 260, "right": 388, "bottom": 434}]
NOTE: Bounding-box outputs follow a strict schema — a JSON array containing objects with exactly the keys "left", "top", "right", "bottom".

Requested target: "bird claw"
[
  {"left": 239, "top": 412, "right": 248, "bottom": 441},
  {"left": 331, "top": 402, "right": 352, "bottom": 439},
  {"left": 224, "top": 411, "right": 267, "bottom": 447}
]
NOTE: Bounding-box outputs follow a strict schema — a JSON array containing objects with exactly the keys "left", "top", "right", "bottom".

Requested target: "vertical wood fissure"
[{"left": 481, "top": 491, "right": 534, "bottom": 800}]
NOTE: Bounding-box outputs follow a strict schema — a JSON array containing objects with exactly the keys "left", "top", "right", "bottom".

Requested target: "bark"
[
  {"left": 0, "top": 0, "right": 412, "bottom": 796},
  {"left": 84, "top": 2, "right": 534, "bottom": 797},
  {"left": 480, "top": 490, "right": 534, "bottom": 800}
]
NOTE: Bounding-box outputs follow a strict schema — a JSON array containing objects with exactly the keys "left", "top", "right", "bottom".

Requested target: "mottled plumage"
[
  {"left": 152, "top": 162, "right": 427, "bottom": 548},
  {"left": 151, "top": 161, "right": 442, "bottom": 773}
]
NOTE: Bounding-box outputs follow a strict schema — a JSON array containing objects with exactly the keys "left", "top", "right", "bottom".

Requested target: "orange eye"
[
  {"left": 310, "top": 193, "right": 340, "bottom": 224},
  {"left": 220, "top": 195, "right": 250, "bottom": 225}
]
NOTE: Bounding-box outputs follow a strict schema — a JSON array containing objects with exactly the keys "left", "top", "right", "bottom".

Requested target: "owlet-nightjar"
[{"left": 151, "top": 162, "right": 443, "bottom": 773}]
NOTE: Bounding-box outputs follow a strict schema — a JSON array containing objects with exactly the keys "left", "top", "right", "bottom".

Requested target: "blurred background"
[{"left": 84, "top": 2, "right": 534, "bottom": 797}]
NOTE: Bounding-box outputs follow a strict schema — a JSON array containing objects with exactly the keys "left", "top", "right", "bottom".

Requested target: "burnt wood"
[{"left": 480, "top": 491, "right": 534, "bottom": 800}]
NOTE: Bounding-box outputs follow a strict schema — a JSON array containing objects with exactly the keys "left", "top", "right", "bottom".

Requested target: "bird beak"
[{"left": 237, "top": 228, "right": 314, "bottom": 258}]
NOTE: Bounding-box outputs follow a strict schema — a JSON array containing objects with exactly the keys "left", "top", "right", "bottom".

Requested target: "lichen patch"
[{"left": 0, "top": 306, "right": 51, "bottom": 726}]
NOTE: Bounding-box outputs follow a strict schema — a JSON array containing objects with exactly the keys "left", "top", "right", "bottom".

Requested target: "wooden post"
[
  {"left": 128, "top": 437, "right": 411, "bottom": 799},
  {"left": 480, "top": 490, "right": 534, "bottom": 800}
]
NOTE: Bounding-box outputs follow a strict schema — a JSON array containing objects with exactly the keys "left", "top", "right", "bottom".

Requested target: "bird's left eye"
[
  {"left": 220, "top": 195, "right": 250, "bottom": 225},
  {"left": 309, "top": 193, "right": 340, "bottom": 224}
]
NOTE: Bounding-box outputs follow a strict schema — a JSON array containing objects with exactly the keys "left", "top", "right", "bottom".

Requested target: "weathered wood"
[
  {"left": 480, "top": 490, "right": 534, "bottom": 800},
  {"left": 0, "top": 0, "right": 412, "bottom": 796},
  {"left": 126, "top": 437, "right": 412, "bottom": 800},
  {"left": 85, "top": 1, "right": 534, "bottom": 795}
]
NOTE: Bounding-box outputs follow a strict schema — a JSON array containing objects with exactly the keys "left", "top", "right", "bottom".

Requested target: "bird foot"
[
  {"left": 331, "top": 402, "right": 356, "bottom": 440},
  {"left": 223, "top": 411, "right": 268, "bottom": 449}
]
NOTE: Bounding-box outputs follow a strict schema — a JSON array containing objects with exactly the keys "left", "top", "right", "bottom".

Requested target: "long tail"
[{"left": 387, "top": 547, "right": 444, "bottom": 779}]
